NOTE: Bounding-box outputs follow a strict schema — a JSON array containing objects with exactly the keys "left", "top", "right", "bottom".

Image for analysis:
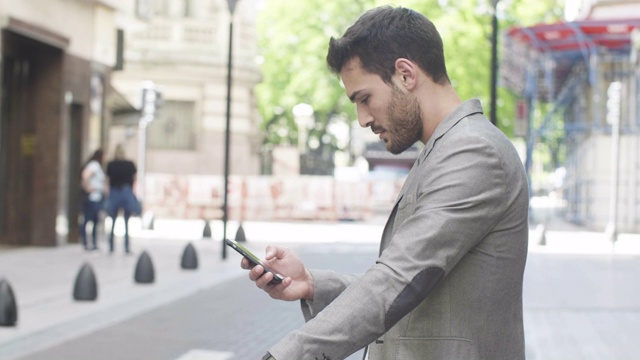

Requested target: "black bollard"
[
  {"left": 134, "top": 251, "right": 155, "bottom": 284},
  {"left": 142, "top": 211, "right": 155, "bottom": 230},
  {"left": 235, "top": 223, "right": 246, "bottom": 242},
  {"left": 0, "top": 278, "right": 18, "bottom": 326},
  {"left": 535, "top": 224, "right": 546, "bottom": 246},
  {"left": 202, "top": 219, "right": 212, "bottom": 239},
  {"left": 73, "top": 263, "right": 98, "bottom": 301},
  {"left": 180, "top": 242, "right": 199, "bottom": 270}
]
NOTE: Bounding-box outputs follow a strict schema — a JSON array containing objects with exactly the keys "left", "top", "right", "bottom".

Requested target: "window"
[
  {"left": 136, "top": 0, "right": 170, "bottom": 19},
  {"left": 148, "top": 100, "right": 196, "bottom": 150}
]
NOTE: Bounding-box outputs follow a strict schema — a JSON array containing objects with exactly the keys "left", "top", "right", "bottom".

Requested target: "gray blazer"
[{"left": 270, "top": 100, "right": 529, "bottom": 360}]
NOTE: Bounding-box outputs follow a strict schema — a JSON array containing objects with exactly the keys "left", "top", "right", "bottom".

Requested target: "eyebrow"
[{"left": 348, "top": 90, "right": 363, "bottom": 103}]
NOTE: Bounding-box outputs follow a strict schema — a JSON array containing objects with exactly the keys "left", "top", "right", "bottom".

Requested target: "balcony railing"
[{"left": 127, "top": 18, "right": 256, "bottom": 67}]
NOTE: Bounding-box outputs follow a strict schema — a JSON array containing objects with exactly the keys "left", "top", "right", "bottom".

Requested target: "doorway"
[
  {"left": 66, "top": 103, "right": 84, "bottom": 243},
  {"left": 1, "top": 28, "right": 64, "bottom": 246},
  {"left": 0, "top": 55, "right": 35, "bottom": 245}
]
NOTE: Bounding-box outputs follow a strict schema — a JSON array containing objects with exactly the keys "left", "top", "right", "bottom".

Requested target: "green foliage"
[
  {"left": 256, "top": 0, "right": 375, "bottom": 147},
  {"left": 255, "top": 0, "right": 565, "bottom": 148}
]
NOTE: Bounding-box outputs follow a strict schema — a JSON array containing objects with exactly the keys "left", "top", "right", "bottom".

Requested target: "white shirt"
[{"left": 82, "top": 160, "right": 106, "bottom": 202}]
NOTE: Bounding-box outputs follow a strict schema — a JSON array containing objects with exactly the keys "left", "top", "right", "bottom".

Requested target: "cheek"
[{"left": 374, "top": 100, "right": 393, "bottom": 122}]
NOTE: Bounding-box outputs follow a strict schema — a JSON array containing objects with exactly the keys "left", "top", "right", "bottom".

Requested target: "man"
[{"left": 244, "top": 6, "right": 529, "bottom": 360}]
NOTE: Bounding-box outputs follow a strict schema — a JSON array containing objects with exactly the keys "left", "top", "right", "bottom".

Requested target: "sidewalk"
[
  {"left": 0, "top": 218, "right": 388, "bottom": 360},
  {"left": 0, "top": 236, "right": 237, "bottom": 359},
  {"left": 1, "top": 217, "right": 639, "bottom": 359}
]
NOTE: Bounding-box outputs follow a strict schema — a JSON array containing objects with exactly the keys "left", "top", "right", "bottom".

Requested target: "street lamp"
[
  {"left": 490, "top": 0, "right": 500, "bottom": 127},
  {"left": 222, "top": 0, "right": 239, "bottom": 260},
  {"left": 138, "top": 80, "right": 159, "bottom": 207}
]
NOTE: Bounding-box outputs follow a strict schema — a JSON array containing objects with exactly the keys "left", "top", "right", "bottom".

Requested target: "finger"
[
  {"left": 265, "top": 277, "right": 292, "bottom": 299},
  {"left": 255, "top": 271, "right": 274, "bottom": 288},
  {"left": 240, "top": 257, "right": 256, "bottom": 270},
  {"left": 249, "top": 265, "right": 265, "bottom": 282},
  {"left": 240, "top": 257, "right": 252, "bottom": 270},
  {"left": 265, "top": 245, "right": 289, "bottom": 261},
  {"left": 271, "top": 276, "right": 292, "bottom": 289}
]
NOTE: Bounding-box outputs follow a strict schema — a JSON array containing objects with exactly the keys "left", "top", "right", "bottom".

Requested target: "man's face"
[{"left": 341, "top": 58, "right": 423, "bottom": 155}]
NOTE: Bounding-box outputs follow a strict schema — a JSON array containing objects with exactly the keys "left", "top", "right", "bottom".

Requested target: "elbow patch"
[{"left": 384, "top": 266, "right": 444, "bottom": 331}]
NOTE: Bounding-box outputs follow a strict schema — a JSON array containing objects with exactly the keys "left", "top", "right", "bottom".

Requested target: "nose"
[{"left": 356, "top": 105, "right": 373, "bottom": 128}]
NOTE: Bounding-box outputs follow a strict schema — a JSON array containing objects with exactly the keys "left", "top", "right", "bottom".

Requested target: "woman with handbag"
[{"left": 80, "top": 149, "right": 106, "bottom": 250}]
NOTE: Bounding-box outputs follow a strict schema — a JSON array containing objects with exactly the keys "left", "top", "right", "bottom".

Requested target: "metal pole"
[
  {"left": 630, "top": 34, "right": 640, "bottom": 231},
  {"left": 138, "top": 81, "right": 156, "bottom": 205},
  {"left": 222, "top": 4, "right": 236, "bottom": 260},
  {"left": 137, "top": 119, "right": 148, "bottom": 203},
  {"left": 606, "top": 80, "right": 622, "bottom": 244},
  {"left": 490, "top": 0, "right": 500, "bottom": 127},
  {"left": 607, "top": 105, "right": 620, "bottom": 244}
]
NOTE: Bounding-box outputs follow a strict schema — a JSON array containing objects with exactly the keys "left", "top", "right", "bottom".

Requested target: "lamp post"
[
  {"left": 489, "top": 0, "right": 500, "bottom": 127},
  {"left": 222, "top": 0, "right": 239, "bottom": 260},
  {"left": 605, "top": 80, "right": 622, "bottom": 244},
  {"left": 138, "top": 80, "right": 158, "bottom": 208}
]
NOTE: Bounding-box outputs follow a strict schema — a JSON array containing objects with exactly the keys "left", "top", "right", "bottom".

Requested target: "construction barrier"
[{"left": 144, "top": 175, "right": 405, "bottom": 221}]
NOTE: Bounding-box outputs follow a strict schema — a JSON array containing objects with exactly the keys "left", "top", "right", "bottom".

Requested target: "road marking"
[{"left": 175, "top": 349, "right": 234, "bottom": 360}]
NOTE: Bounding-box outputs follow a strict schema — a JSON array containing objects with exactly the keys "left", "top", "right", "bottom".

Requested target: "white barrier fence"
[{"left": 143, "top": 174, "right": 405, "bottom": 221}]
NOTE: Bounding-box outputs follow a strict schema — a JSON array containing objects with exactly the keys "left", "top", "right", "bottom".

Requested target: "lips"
[{"left": 372, "top": 125, "right": 385, "bottom": 135}]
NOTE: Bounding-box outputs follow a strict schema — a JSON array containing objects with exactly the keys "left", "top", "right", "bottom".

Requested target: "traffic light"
[{"left": 140, "top": 80, "right": 162, "bottom": 119}]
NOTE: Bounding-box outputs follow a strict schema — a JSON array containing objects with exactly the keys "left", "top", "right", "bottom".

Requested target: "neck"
[{"left": 417, "top": 82, "right": 461, "bottom": 143}]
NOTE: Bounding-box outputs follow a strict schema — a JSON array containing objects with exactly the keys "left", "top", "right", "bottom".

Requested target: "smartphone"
[{"left": 225, "top": 238, "right": 284, "bottom": 284}]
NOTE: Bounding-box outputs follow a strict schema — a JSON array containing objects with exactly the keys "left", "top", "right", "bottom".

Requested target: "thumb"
[{"left": 265, "top": 245, "right": 288, "bottom": 261}]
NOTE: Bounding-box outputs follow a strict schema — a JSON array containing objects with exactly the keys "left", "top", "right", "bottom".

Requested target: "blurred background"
[
  {"left": 1, "top": 0, "right": 639, "bottom": 245},
  {"left": 1, "top": 0, "right": 640, "bottom": 359}
]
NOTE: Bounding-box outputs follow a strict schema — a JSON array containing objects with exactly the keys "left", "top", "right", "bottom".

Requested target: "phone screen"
[{"left": 225, "top": 239, "right": 284, "bottom": 284}]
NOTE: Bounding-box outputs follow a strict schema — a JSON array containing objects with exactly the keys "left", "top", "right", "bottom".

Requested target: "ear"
[{"left": 394, "top": 58, "right": 417, "bottom": 91}]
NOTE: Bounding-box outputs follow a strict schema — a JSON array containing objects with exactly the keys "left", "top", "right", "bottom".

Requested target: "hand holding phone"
[{"left": 225, "top": 239, "right": 284, "bottom": 284}]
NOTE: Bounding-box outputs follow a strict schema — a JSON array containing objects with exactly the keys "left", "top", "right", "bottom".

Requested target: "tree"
[
  {"left": 256, "top": 0, "right": 375, "bottom": 150},
  {"left": 255, "top": 0, "right": 565, "bottom": 162}
]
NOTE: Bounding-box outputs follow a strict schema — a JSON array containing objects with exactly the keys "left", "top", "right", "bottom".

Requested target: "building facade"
[
  {"left": 0, "top": 0, "right": 121, "bottom": 246},
  {"left": 109, "top": 0, "right": 262, "bottom": 197}
]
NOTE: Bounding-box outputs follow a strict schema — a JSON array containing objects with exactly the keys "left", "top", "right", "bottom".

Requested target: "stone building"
[
  {"left": 0, "top": 0, "right": 121, "bottom": 246},
  {"left": 109, "top": 0, "right": 262, "bottom": 218}
]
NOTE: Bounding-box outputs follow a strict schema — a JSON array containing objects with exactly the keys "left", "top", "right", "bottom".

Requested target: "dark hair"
[
  {"left": 84, "top": 149, "right": 104, "bottom": 168},
  {"left": 326, "top": 6, "right": 450, "bottom": 85}
]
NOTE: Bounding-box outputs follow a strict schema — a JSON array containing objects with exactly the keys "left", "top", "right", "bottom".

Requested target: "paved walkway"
[
  {"left": 0, "top": 218, "right": 388, "bottom": 359},
  {"left": 1, "top": 218, "right": 639, "bottom": 359}
]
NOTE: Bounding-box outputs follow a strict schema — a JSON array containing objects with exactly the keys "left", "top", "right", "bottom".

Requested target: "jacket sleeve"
[
  {"left": 300, "top": 270, "right": 360, "bottom": 321},
  {"left": 269, "top": 131, "right": 511, "bottom": 360}
]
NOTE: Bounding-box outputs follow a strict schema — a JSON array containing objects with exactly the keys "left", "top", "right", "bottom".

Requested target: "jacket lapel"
[
  {"left": 380, "top": 194, "right": 402, "bottom": 255},
  {"left": 421, "top": 99, "right": 484, "bottom": 163}
]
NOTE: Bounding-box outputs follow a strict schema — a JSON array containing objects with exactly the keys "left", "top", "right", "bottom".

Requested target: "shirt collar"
[{"left": 418, "top": 99, "right": 484, "bottom": 164}]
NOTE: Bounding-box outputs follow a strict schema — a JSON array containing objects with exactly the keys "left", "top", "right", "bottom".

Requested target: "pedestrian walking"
[
  {"left": 80, "top": 149, "right": 105, "bottom": 250},
  {"left": 105, "top": 144, "right": 139, "bottom": 254},
  {"left": 242, "top": 6, "right": 529, "bottom": 360}
]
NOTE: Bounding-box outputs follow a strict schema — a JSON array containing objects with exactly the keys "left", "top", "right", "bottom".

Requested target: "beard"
[{"left": 383, "top": 84, "right": 423, "bottom": 155}]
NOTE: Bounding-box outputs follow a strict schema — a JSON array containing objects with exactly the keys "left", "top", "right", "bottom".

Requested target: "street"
[
  {"left": 11, "top": 237, "right": 640, "bottom": 360},
  {"left": 15, "top": 242, "right": 378, "bottom": 360}
]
